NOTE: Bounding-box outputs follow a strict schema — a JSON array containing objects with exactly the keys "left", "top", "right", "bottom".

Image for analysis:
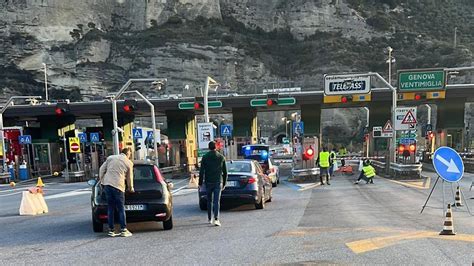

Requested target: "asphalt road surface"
[{"left": 0, "top": 172, "right": 473, "bottom": 265}]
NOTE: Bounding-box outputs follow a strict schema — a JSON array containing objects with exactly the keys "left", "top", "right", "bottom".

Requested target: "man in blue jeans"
[
  {"left": 198, "top": 141, "right": 227, "bottom": 226},
  {"left": 99, "top": 147, "right": 134, "bottom": 237}
]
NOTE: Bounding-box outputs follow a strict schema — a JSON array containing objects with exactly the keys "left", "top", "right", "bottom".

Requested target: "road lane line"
[
  {"left": 44, "top": 189, "right": 91, "bottom": 200},
  {"left": 0, "top": 191, "right": 24, "bottom": 198},
  {"left": 346, "top": 231, "right": 474, "bottom": 254},
  {"left": 379, "top": 176, "right": 430, "bottom": 190}
]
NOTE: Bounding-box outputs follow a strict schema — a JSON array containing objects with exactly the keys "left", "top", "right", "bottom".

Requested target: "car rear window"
[
  {"left": 134, "top": 165, "right": 156, "bottom": 181},
  {"left": 226, "top": 161, "right": 252, "bottom": 173}
]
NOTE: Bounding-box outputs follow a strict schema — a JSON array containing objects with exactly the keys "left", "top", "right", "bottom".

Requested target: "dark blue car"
[{"left": 198, "top": 159, "right": 273, "bottom": 210}]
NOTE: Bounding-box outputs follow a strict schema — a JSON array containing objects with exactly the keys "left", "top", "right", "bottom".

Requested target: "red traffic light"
[
  {"left": 266, "top": 99, "right": 276, "bottom": 106},
  {"left": 429, "top": 132, "right": 435, "bottom": 139},
  {"left": 194, "top": 102, "right": 201, "bottom": 110},
  {"left": 55, "top": 107, "right": 64, "bottom": 115},
  {"left": 303, "top": 146, "right": 315, "bottom": 161},
  {"left": 123, "top": 99, "right": 137, "bottom": 113},
  {"left": 409, "top": 144, "right": 416, "bottom": 152},
  {"left": 414, "top": 94, "right": 422, "bottom": 100},
  {"left": 341, "top": 96, "right": 352, "bottom": 103},
  {"left": 398, "top": 145, "right": 405, "bottom": 153}
]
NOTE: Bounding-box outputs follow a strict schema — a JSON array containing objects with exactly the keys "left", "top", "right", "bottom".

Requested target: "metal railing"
[
  {"left": 160, "top": 165, "right": 181, "bottom": 174},
  {"left": 371, "top": 160, "right": 422, "bottom": 179}
]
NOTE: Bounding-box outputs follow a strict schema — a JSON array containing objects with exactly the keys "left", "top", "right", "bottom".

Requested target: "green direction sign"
[
  {"left": 282, "top": 137, "right": 290, "bottom": 144},
  {"left": 398, "top": 69, "right": 445, "bottom": 91},
  {"left": 400, "top": 131, "right": 417, "bottom": 138},
  {"left": 178, "top": 100, "right": 222, "bottom": 110},
  {"left": 250, "top": 97, "right": 296, "bottom": 107}
]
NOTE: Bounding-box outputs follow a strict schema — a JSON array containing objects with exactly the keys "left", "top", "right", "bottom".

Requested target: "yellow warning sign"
[{"left": 69, "top": 137, "right": 81, "bottom": 153}]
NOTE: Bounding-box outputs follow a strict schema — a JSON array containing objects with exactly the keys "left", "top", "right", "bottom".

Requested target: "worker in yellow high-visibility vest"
[
  {"left": 316, "top": 146, "right": 331, "bottom": 185},
  {"left": 355, "top": 159, "right": 376, "bottom": 184}
]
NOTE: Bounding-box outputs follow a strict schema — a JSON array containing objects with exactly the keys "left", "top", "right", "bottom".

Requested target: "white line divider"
[{"left": 43, "top": 188, "right": 91, "bottom": 200}]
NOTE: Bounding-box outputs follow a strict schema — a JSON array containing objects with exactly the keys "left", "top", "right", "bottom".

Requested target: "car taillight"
[
  {"left": 248, "top": 177, "right": 256, "bottom": 184},
  {"left": 271, "top": 168, "right": 275, "bottom": 173},
  {"left": 154, "top": 166, "right": 165, "bottom": 183},
  {"left": 99, "top": 214, "right": 108, "bottom": 219}
]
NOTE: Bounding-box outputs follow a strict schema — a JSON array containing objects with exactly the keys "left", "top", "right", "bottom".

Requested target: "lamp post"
[
  {"left": 1, "top": 96, "right": 42, "bottom": 173},
  {"left": 111, "top": 78, "right": 166, "bottom": 159},
  {"left": 363, "top": 107, "right": 370, "bottom": 157},
  {"left": 203, "top": 76, "right": 219, "bottom": 123},
  {"left": 42, "top": 63, "right": 49, "bottom": 101},
  {"left": 386, "top": 47, "right": 396, "bottom": 86}
]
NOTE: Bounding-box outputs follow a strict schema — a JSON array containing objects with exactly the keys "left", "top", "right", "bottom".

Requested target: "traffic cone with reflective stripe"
[
  {"left": 36, "top": 177, "right": 44, "bottom": 187},
  {"left": 439, "top": 204, "right": 456, "bottom": 235},
  {"left": 454, "top": 186, "right": 463, "bottom": 207}
]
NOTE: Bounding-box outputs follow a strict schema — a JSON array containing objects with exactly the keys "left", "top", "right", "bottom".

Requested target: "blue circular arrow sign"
[{"left": 432, "top": 146, "right": 464, "bottom": 183}]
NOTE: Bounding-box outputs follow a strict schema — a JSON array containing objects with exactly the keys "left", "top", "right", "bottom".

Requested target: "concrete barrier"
[
  {"left": 19, "top": 189, "right": 49, "bottom": 215},
  {"left": 371, "top": 160, "right": 422, "bottom": 179}
]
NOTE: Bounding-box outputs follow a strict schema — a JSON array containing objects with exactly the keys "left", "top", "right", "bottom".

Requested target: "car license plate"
[
  {"left": 124, "top": 204, "right": 146, "bottom": 211},
  {"left": 226, "top": 181, "right": 239, "bottom": 187}
]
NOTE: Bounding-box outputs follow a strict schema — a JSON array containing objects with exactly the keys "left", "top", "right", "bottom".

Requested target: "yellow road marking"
[
  {"left": 346, "top": 231, "right": 437, "bottom": 254},
  {"left": 380, "top": 176, "right": 431, "bottom": 189},
  {"left": 346, "top": 231, "right": 474, "bottom": 254}
]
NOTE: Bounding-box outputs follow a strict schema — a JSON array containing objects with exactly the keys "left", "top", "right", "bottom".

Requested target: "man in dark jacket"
[{"left": 198, "top": 141, "right": 228, "bottom": 226}]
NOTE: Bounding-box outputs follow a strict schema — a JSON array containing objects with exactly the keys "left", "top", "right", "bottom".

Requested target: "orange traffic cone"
[
  {"left": 36, "top": 177, "right": 44, "bottom": 187},
  {"left": 454, "top": 186, "right": 463, "bottom": 207},
  {"left": 439, "top": 204, "right": 456, "bottom": 235}
]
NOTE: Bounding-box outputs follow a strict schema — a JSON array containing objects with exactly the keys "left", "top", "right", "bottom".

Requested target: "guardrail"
[
  {"left": 371, "top": 160, "right": 422, "bottom": 179},
  {"left": 160, "top": 166, "right": 181, "bottom": 174}
]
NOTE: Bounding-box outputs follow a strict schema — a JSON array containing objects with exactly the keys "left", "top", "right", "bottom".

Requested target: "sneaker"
[
  {"left": 108, "top": 230, "right": 119, "bottom": 237},
  {"left": 327, "top": 182, "right": 331, "bottom": 185},
  {"left": 214, "top": 220, "right": 221, "bottom": 226},
  {"left": 120, "top": 229, "right": 133, "bottom": 237},
  {"left": 354, "top": 181, "right": 359, "bottom": 184},
  {"left": 320, "top": 182, "right": 325, "bottom": 185},
  {"left": 208, "top": 218, "right": 214, "bottom": 224}
]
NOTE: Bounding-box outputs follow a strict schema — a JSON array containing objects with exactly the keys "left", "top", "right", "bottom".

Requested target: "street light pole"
[
  {"left": 0, "top": 96, "right": 42, "bottom": 173},
  {"left": 363, "top": 107, "right": 370, "bottom": 157},
  {"left": 122, "top": 91, "right": 159, "bottom": 166},
  {"left": 111, "top": 78, "right": 166, "bottom": 155},
  {"left": 203, "top": 76, "right": 218, "bottom": 124},
  {"left": 42, "top": 63, "right": 49, "bottom": 101},
  {"left": 387, "top": 47, "right": 393, "bottom": 85}
]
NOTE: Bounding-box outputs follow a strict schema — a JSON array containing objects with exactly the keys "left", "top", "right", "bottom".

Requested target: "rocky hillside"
[{"left": 0, "top": 0, "right": 473, "bottom": 101}]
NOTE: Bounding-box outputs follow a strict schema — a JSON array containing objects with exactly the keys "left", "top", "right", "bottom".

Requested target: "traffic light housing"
[
  {"left": 55, "top": 102, "right": 70, "bottom": 116},
  {"left": 414, "top": 93, "right": 426, "bottom": 101},
  {"left": 302, "top": 145, "right": 315, "bottom": 161},
  {"left": 194, "top": 96, "right": 204, "bottom": 110},
  {"left": 341, "top": 95, "right": 353, "bottom": 103},
  {"left": 123, "top": 99, "right": 137, "bottom": 113},
  {"left": 266, "top": 94, "right": 278, "bottom": 107}
]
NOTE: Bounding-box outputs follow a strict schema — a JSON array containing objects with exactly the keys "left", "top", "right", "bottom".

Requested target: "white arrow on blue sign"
[
  {"left": 78, "top": 133, "right": 87, "bottom": 143},
  {"left": 132, "top": 128, "right": 143, "bottom": 139},
  {"left": 18, "top": 135, "right": 32, "bottom": 145},
  {"left": 432, "top": 146, "right": 464, "bottom": 183},
  {"left": 90, "top": 133, "right": 100, "bottom": 143}
]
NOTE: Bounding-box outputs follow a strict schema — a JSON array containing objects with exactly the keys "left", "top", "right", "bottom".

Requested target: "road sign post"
[{"left": 220, "top": 124, "right": 232, "bottom": 137}]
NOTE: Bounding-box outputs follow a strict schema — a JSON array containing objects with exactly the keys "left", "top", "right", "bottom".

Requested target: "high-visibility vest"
[
  {"left": 363, "top": 165, "right": 376, "bottom": 178},
  {"left": 330, "top": 151, "right": 336, "bottom": 160},
  {"left": 319, "top": 151, "right": 330, "bottom": 167}
]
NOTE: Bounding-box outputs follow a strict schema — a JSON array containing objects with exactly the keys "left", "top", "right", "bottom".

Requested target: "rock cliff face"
[{"left": 0, "top": 0, "right": 473, "bottom": 101}]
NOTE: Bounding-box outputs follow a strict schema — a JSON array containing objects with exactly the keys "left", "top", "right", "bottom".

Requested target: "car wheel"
[
  {"left": 199, "top": 199, "right": 207, "bottom": 211},
  {"left": 255, "top": 192, "right": 265, "bottom": 209},
  {"left": 267, "top": 189, "right": 272, "bottom": 202},
  {"left": 277, "top": 177, "right": 280, "bottom": 184},
  {"left": 163, "top": 216, "right": 173, "bottom": 230},
  {"left": 272, "top": 181, "right": 277, "bottom": 187},
  {"left": 92, "top": 218, "right": 103, "bottom": 233}
]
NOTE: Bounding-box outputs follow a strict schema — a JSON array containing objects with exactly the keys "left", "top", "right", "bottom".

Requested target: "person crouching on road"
[
  {"left": 198, "top": 141, "right": 228, "bottom": 226},
  {"left": 99, "top": 147, "right": 134, "bottom": 237},
  {"left": 355, "top": 159, "right": 375, "bottom": 184},
  {"left": 316, "top": 146, "right": 331, "bottom": 185}
]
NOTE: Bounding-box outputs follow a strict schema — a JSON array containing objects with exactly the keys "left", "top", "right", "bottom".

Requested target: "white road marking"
[
  {"left": 0, "top": 191, "right": 24, "bottom": 198},
  {"left": 44, "top": 189, "right": 91, "bottom": 200}
]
